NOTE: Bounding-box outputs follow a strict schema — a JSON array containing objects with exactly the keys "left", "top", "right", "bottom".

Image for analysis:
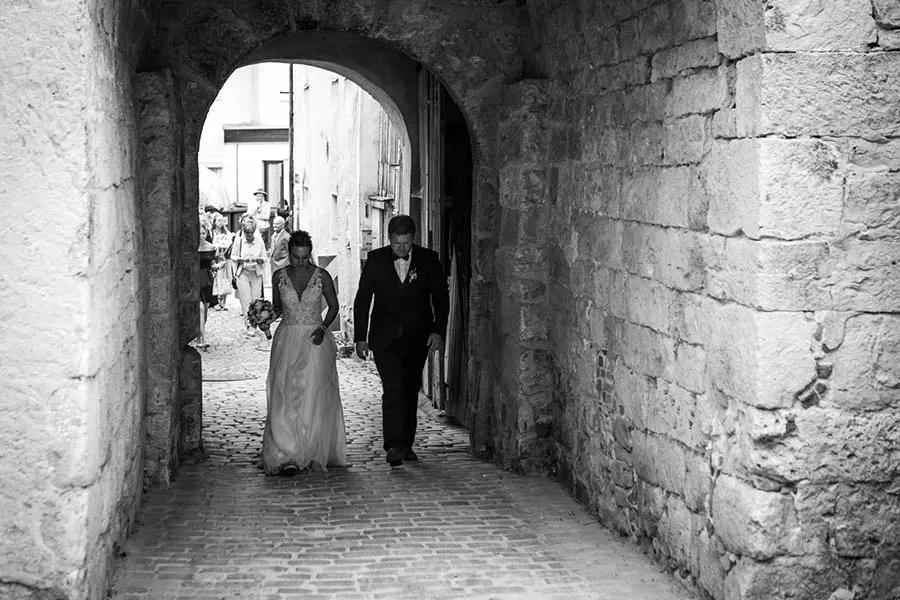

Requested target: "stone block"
[
  {"left": 518, "top": 347, "right": 553, "bottom": 395},
  {"left": 697, "top": 528, "right": 728, "bottom": 600},
  {"left": 613, "top": 359, "right": 650, "bottom": 431},
  {"left": 663, "top": 115, "right": 711, "bottom": 166},
  {"left": 758, "top": 138, "right": 843, "bottom": 240},
  {"left": 873, "top": 0, "right": 900, "bottom": 28},
  {"left": 624, "top": 273, "right": 678, "bottom": 334},
  {"left": 879, "top": 27, "right": 900, "bottom": 49},
  {"left": 519, "top": 302, "right": 549, "bottom": 344},
  {"left": 712, "top": 474, "right": 799, "bottom": 559},
  {"left": 706, "top": 137, "right": 844, "bottom": 241},
  {"left": 577, "top": 215, "right": 623, "bottom": 268},
  {"left": 651, "top": 37, "right": 720, "bottom": 81},
  {"left": 594, "top": 56, "right": 650, "bottom": 94},
  {"left": 499, "top": 166, "right": 547, "bottom": 209},
  {"left": 737, "top": 53, "right": 900, "bottom": 137},
  {"left": 755, "top": 311, "right": 817, "bottom": 408},
  {"left": 667, "top": 66, "right": 731, "bottom": 118},
  {"left": 607, "top": 268, "right": 627, "bottom": 319},
  {"left": 637, "top": 3, "right": 676, "bottom": 55},
  {"left": 756, "top": 240, "right": 831, "bottom": 311},
  {"left": 843, "top": 170, "right": 900, "bottom": 240},
  {"left": 705, "top": 139, "right": 760, "bottom": 237},
  {"left": 672, "top": 342, "right": 707, "bottom": 394},
  {"left": 676, "top": 297, "right": 757, "bottom": 405},
  {"left": 620, "top": 166, "right": 702, "bottom": 228},
  {"left": 622, "top": 223, "right": 706, "bottom": 291},
  {"left": 795, "top": 482, "right": 900, "bottom": 559},
  {"left": 629, "top": 121, "right": 665, "bottom": 167},
  {"left": 632, "top": 430, "right": 687, "bottom": 494},
  {"left": 619, "top": 321, "right": 675, "bottom": 380},
  {"left": 829, "top": 240, "right": 900, "bottom": 312},
  {"left": 704, "top": 235, "right": 758, "bottom": 305},
  {"left": 717, "top": 0, "right": 766, "bottom": 58},
  {"left": 658, "top": 495, "right": 701, "bottom": 572},
  {"left": 725, "top": 556, "right": 847, "bottom": 600},
  {"left": 763, "top": 0, "right": 877, "bottom": 51},
  {"left": 745, "top": 408, "right": 900, "bottom": 483},
  {"left": 827, "top": 314, "right": 900, "bottom": 412},
  {"left": 644, "top": 380, "right": 705, "bottom": 452}
]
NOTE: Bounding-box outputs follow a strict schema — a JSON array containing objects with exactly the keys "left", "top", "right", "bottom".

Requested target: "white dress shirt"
[{"left": 394, "top": 248, "right": 411, "bottom": 282}]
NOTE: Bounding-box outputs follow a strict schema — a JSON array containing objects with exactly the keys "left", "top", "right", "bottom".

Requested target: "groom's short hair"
[{"left": 388, "top": 214, "right": 416, "bottom": 237}]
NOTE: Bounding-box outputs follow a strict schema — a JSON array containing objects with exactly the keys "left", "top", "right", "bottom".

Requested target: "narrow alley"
[{"left": 107, "top": 302, "right": 694, "bottom": 600}]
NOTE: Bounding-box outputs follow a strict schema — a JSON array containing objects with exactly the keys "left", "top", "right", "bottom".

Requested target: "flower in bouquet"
[{"left": 248, "top": 298, "right": 275, "bottom": 339}]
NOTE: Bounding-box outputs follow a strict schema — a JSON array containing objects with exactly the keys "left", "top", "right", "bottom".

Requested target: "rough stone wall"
[
  {"left": 0, "top": 0, "right": 152, "bottom": 597},
  {"left": 525, "top": 0, "right": 900, "bottom": 599}
]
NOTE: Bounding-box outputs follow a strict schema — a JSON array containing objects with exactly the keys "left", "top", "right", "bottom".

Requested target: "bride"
[{"left": 261, "top": 230, "right": 347, "bottom": 474}]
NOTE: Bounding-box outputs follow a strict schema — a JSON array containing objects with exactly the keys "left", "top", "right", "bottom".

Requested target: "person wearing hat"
[{"left": 249, "top": 188, "right": 272, "bottom": 249}]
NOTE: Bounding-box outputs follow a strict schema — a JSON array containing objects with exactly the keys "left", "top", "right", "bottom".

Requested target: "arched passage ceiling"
[
  {"left": 241, "top": 31, "right": 420, "bottom": 190},
  {"left": 144, "top": 0, "right": 527, "bottom": 166}
]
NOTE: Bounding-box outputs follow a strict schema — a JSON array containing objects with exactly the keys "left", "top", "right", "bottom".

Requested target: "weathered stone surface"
[
  {"left": 843, "top": 171, "right": 900, "bottom": 240},
  {"left": 712, "top": 474, "right": 799, "bottom": 559},
  {"left": 724, "top": 556, "right": 848, "bottom": 600},
  {"left": 763, "top": 0, "right": 877, "bottom": 50},
  {"left": 718, "top": 0, "right": 877, "bottom": 56},
  {"left": 879, "top": 26, "right": 900, "bottom": 49},
  {"left": 737, "top": 53, "right": 900, "bottom": 137},
  {"left": 795, "top": 482, "right": 900, "bottom": 558},
  {"left": 743, "top": 408, "right": 900, "bottom": 483},
  {"left": 827, "top": 314, "right": 900, "bottom": 412},
  {"left": 667, "top": 66, "right": 731, "bottom": 118},
  {"left": 705, "top": 139, "right": 760, "bottom": 237},
  {"left": 651, "top": 37, "right": 720, "bottom": 81},
  {"left": 706, "top": 137, "right": 844, "bottom": 240},
  {"left": 622, "top": 224, "right": 706, "bottom": 291},
  {"left": 716, "top": 0, "right": 765, "bottom": 58},
  {"left": 873, "top": 0, "right": 900, "bottom": 28}
]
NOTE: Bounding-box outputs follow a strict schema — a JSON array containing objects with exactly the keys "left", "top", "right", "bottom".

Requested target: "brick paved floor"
[{"left": 108, "top": 292, "right": 696, "bottom": 600}]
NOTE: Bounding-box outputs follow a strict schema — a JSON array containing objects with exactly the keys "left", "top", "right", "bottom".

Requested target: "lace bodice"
[{"left": 277, "top": 268, "right": 323, "bottom": 326}]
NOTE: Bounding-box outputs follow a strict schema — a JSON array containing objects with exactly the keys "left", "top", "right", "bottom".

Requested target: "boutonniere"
[{"left": 408, "top": 266, "right": 418, "bottom": 282}]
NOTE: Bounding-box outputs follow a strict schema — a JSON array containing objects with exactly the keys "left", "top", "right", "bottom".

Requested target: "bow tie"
[{"left": 393, "top": 254, "right": 409, "bottom": 261}]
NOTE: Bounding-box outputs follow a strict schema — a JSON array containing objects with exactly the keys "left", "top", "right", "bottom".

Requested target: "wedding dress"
[{"left": 261, "top": 268, "right": 347, "bottom": 474}]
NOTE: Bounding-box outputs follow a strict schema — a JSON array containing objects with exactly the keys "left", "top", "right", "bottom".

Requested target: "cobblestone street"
[{"left": 108, "top": 293, "right": 695, "bottom": 600}]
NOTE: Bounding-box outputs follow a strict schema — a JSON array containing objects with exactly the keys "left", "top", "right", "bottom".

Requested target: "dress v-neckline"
[{"left": 287, "top": 266, "right": 317, "bottom": 303}]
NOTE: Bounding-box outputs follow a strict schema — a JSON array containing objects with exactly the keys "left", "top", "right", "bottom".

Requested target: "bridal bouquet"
[{"left": 248, "top": 298, "right": 275, "bottom": 339}]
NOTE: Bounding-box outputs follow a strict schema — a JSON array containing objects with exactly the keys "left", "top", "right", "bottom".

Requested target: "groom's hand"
[
  {"left": 355, "top": 341, "right": 369, "bottom": 361},
  {"left": 427, "top": 334, "right": 443, "bottom": 354}
]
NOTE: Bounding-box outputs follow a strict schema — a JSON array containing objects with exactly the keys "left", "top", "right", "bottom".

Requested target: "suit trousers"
[{"left": 373, "top": 337, "right": 429, "bottom": 452}]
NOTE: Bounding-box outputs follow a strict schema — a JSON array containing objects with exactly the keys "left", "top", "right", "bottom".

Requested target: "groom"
[{"left": 354, "top": 215, "right": 449, "bottom": 467}]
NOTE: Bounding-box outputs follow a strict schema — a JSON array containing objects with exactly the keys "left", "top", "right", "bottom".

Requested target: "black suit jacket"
[{"left": 353, "top": 244, "right": 449, "bottom": 351}]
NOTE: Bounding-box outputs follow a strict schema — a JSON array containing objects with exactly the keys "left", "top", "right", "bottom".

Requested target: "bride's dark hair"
[{"left": 288, "top": 230, "right": 313, "bottom": 253}]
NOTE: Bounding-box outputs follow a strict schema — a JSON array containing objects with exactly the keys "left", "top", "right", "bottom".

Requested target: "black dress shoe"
[
  {"left": 401, "top": 448, "right": 418, "bottom": 461},
  {"left": 386, "top": 447, "right": 403, "bottom": 466}
]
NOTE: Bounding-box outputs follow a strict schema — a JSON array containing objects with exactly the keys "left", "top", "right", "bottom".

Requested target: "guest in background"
[
  {"left": 249, "top": 188, "right": 272, "bottom": 249},
  {"left": 199, "top": 211, "right": 214, "bottom": 244},
  {"left": 232, "top": 215, "right": 267, "bottom": 332},
  {"left": 269, "top": 216, "right": 290, "bottom": 274},
  {"left": 197, "top": 222, "right": 219, "bottom": 351},
  {"left": 211, "top": 213, "right": 234, "bottom": 310},
  {"left": 276, "top": 199, "right": 292, "bottom": 232}
]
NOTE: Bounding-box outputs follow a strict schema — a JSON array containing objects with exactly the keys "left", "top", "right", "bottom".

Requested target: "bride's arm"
[{"left": 311, "top": 269, "right": 339, "bottom": 345}]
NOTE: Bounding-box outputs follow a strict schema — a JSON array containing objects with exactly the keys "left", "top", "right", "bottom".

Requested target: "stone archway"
[{"left": 139, "top": 2, "right": 528, "bottom": 485}]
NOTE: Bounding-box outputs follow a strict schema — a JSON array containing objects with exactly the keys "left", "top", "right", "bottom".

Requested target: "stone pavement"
[{"left": 108, "top": 292, "right": 696, "bottom": 600}]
